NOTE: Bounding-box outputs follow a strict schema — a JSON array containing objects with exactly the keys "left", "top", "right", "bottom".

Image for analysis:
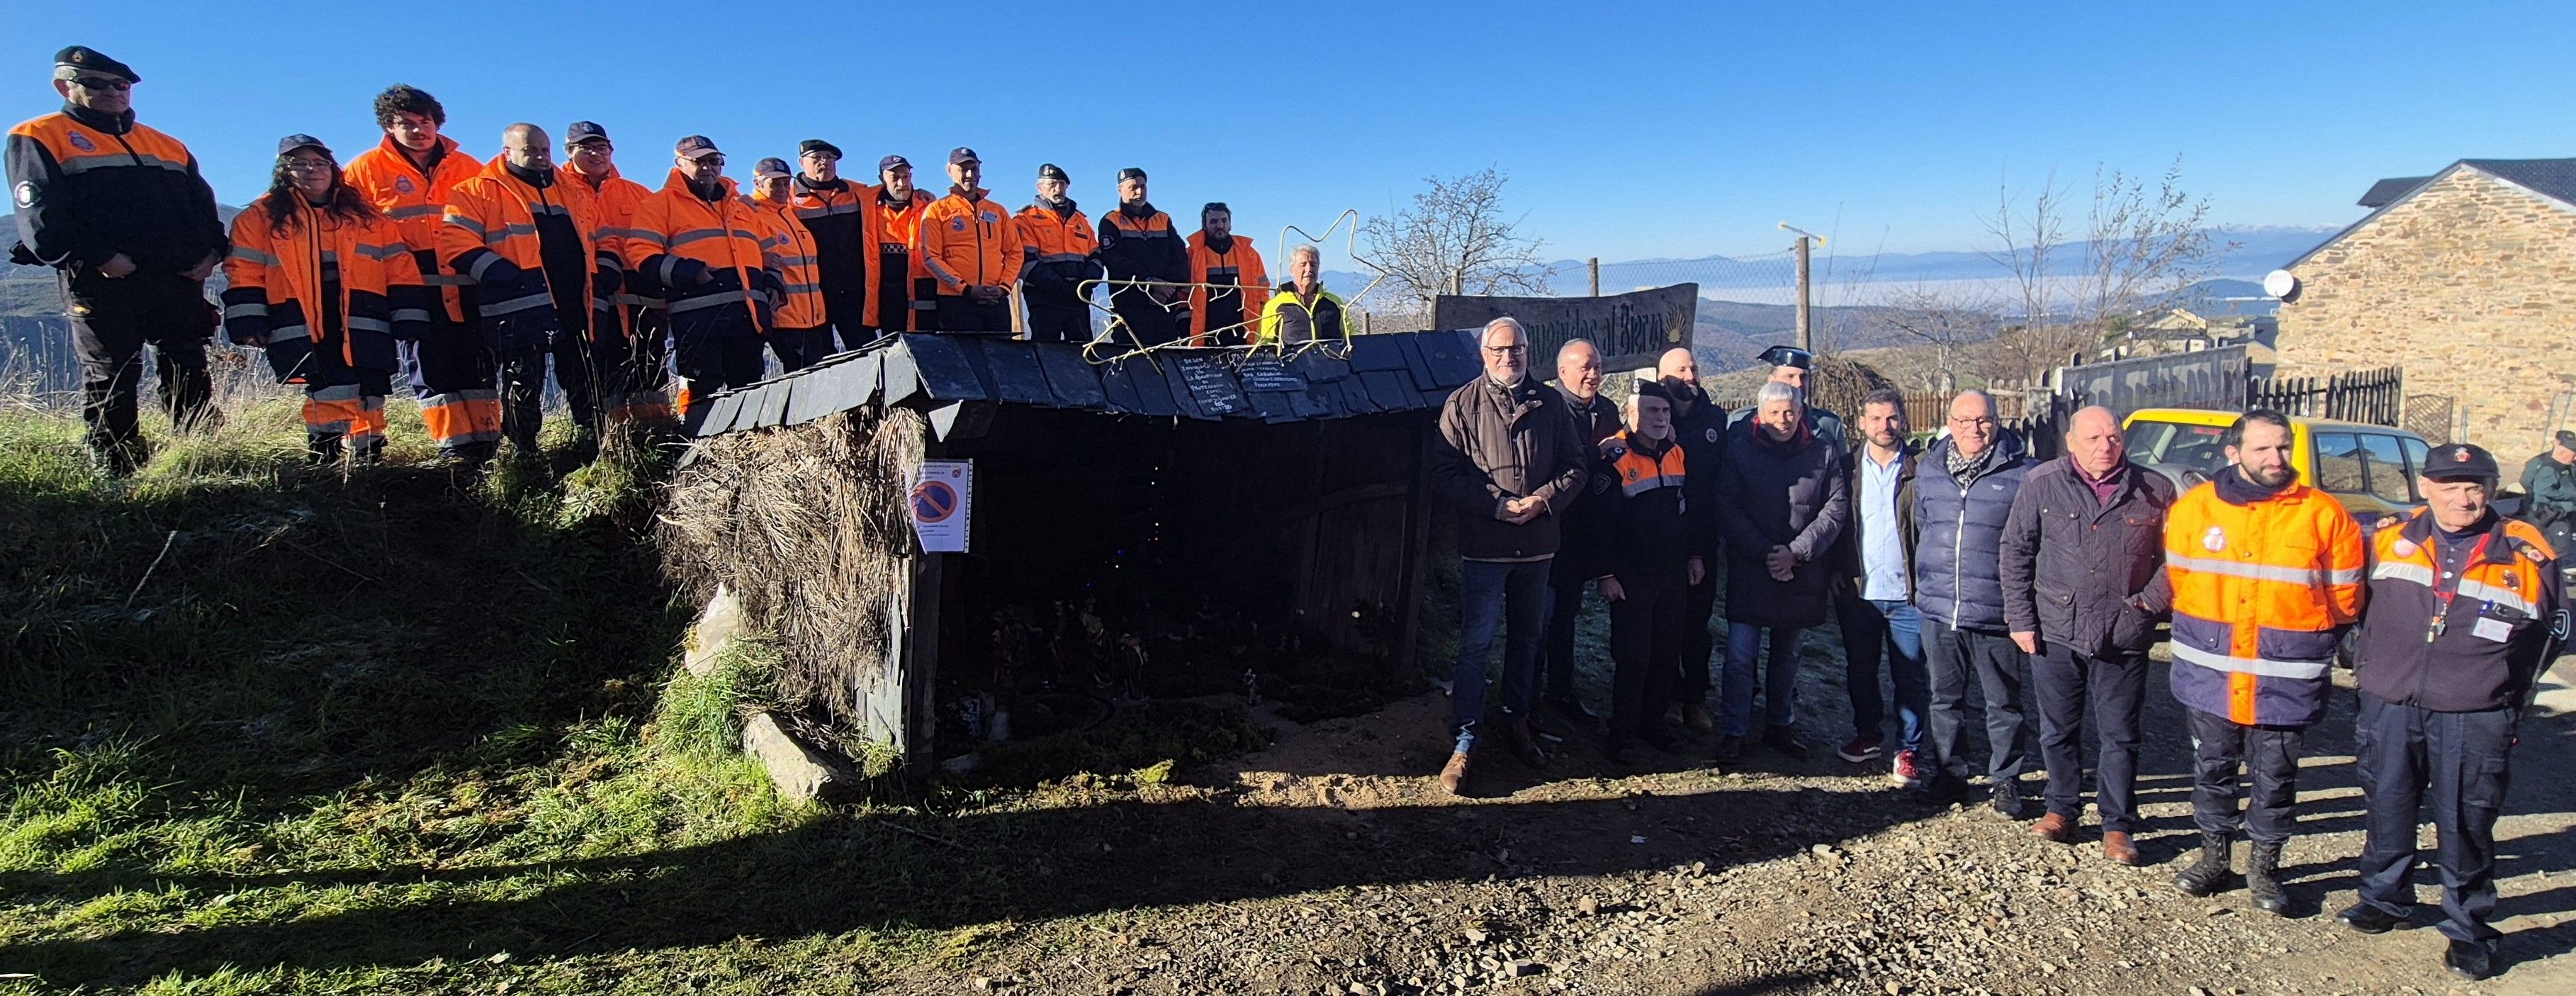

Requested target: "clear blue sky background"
[{"left": 10, "top": 1, "right": 2572, "bottom": 264}]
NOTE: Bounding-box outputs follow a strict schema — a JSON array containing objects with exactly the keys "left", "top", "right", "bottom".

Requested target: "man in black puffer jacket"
[
  {"left": 1912, "top": 389, "right": 2040, "bottom": 812},
  {"left": 2001, "top": 405, "right": 2176, "bottom": 865},
  {"left": 1713, "top": 380, "right": 1849, "bottom": 762}
]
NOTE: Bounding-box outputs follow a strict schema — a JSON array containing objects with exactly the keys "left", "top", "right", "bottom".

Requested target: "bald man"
[
  {"left": 1999, "top": 405, "right": 2176, "bottom": 865},
  {"left": 1542, "top": 339, "right": 1623, "bottom": 724},
  {"left": 1656, "top": 347, "right": 1730, "bottom": 733}
]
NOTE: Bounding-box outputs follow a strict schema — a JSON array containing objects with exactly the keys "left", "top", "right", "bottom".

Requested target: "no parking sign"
[{"left": 909, "top": 459, "right": 972, "bottom": 552}]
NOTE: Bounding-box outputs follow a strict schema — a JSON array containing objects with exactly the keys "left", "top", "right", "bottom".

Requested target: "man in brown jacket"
[
  {"left": 1999, "top": 405, "right": 2176, "bottom": 866},
  {"left": 1428, "top": 317, "right": 1589, "bottom": 793}
]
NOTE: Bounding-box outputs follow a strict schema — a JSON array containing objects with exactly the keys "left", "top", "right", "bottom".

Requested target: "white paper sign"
[{"left": 909, "top": 459, "right": 973, "bottom": 553}]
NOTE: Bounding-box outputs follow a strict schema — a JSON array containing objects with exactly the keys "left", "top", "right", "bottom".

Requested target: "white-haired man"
[
  {"left": 1427, "top": 316, "right": 1589, "bottom": 793},
  {"left": 1256, "top": 244, "right": 1344, "bottom": 346}
]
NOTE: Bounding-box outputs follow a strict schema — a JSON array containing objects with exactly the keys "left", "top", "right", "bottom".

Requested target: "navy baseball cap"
[
  {"left": 2420, "top": 443, "right": 2501, "bottom": 482},
  {"left": 673, "top": 135, "right": 721, "bottom": 160},
  {"left": 947, "top": 147, "right": 980, "bottom": 165},
  {"left": 565, "top": 121, "right": 610, "bottom": 146},
  {"left": 753, "top": 157, "right": 791, "bottom": 179},
  {"left": 877, "top": 154, "right": 910, "bottom": 174},
  {"left": 276, "top": 134, "right": 330, "bottom": 157}
]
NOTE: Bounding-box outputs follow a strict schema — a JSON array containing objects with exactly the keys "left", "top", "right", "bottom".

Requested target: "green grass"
[{"left": 0, "top": 392, "right": 1282, "bottom": 994}]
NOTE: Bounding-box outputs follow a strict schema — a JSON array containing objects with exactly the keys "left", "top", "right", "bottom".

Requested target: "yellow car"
[{"left": 2120, "top": 408, "right": 2433, "bottom": 521}]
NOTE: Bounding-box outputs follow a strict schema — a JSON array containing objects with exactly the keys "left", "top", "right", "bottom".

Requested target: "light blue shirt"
[{"left": 1860, "top": 448, "right": 1909, "bottom": 601}]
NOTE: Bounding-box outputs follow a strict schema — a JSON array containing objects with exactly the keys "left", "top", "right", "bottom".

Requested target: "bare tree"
[
  {"left": 1979, "top": 157, "right": 2232, "bottom": 382},
  {"left": 1871, "top": 282, "right": 2000, "bottom": 393},
  {"left": 1356, "top": 168, "right": 1548, "bottom": 308}
]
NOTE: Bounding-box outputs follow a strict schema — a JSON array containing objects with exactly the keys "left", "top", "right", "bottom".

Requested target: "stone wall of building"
[{"left": 2278, "top": 168, "right": 2576, "bottom": 461}]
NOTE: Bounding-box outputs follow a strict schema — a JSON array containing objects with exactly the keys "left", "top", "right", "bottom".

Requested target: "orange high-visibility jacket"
[
  {"left": 914, "top": 186, "right": 1023, "bottom": 296},
  {"left": 2162, "top": 478, "right": 2366, "bottom": 727},
  {"left": 571, "top": 164, "right": 656, "bottom": 317},
  {"left": 439, "top": 156, "right": 616, "bottom": 340},
  {"left": 860, "top": 184, "right": 934, "bottom": 328},
  {"left": 1013, "top": 201, "right": 1099, "bottom": 303},
  {"left": 753, "top": 188, "right": 828, "bottom": 330},
  {"left": 222, "top": 196, "right": 430, "bottom": 381},
  {"left": 6, "top": 108, "right": 227, "bottom": 272},
  {"left": 346, "top": 135, "right": 482, "bottom": 320},
  {"left": 1186, "top": 231, "right": 1269, "bottom": 343},
  {"left": 625, "top": 171, "right": 777, "bottom": 340}
]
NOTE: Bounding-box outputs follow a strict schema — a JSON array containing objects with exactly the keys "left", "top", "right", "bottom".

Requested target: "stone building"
[{"left": 2275, "top": 158, "right": 2576, "bottom": 460}]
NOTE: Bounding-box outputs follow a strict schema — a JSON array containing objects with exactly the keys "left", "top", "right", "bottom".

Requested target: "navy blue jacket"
[{"left": 1908, "top": 432, "right": 2037, "bottom": 632}]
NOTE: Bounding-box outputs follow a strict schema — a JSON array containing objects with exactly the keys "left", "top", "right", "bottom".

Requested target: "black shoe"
[
  {"left": 2335, "top": 902, "right": 2411, "bottom": 935},
  {"left": 1924, "top": 773, "right": 1974, "bottom": 804},
  {"left": 1638, "top": 727, "right": 1685, "bottom": 755},
  {"left": 2247, "top": 841, "right": 2290, "bottom": 917},
  {"left": 2173, "top": 834, "right": 2237, "bottom": 897},
  {"left": 2445, "top": 939, "right": 2495, "bottom": 980},
  {"left": 1761, "top": 729, "right": 1812, "bottom": 761},
  {"left": 1990, "top": 783, "right": 2030, "bottom": 819},
  {"left": 1714, "top": 734, "right": 1745, "bottom": 763},
  {"left": 1543, "top": 693, "right": 1598, "bottom": 723}
]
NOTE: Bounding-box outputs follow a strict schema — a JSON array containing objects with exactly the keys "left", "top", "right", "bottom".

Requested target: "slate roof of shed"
[{"left": 690, "top": 330, "right": 1486, "bottom": 437}]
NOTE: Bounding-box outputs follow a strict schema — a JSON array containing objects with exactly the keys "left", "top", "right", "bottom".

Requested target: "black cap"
[
  {"left": 276, "top": 134, "right": 330, "bottom": 157},
  {"left": 2419, "top": 443, "right": 2501, "bottom": 482},
  {"left": 565, "top": 121, "right": 610, "bottom": 146},
  {"left": 877, "top": 154, "right": 911, "bottom": 174},
  {"left": 1037, "top": 163, "right": 1069, "bottom": 182},
  {"left": 2557, "top": 430, "right": 2576, "bottom": 450},
  {"left": 799, "top": 138, "right": 841, "bottom": 160},
  {"left": 54, "top": 46, "right": 137, "bottom": 84},
  {"left": 947, "top": 147, "right": 980, "bottom": 165},
  {"left": 753, "top": 157, "right": 791, "bottom": 179},
  {"left": 673, "top": 135, "right": 721, "bottom": 160},
  {"left": 1757, "top": 345, "right": 1814, "bottom": 370},
  {"left": 1117, "top": 167, "right": 1148, "bottom": 183},
  {"left": 1631, "top": 379, "right": 1678, "bottom": 404}
]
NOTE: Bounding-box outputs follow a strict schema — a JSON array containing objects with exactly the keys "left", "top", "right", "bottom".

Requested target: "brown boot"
[
  {"left": 2102, "top": 831, "right": 2141, "bottom": 866},
  {"left": 2030, "top": 812, "right": 2076, "bottom": 843},
  {"left": 1504, "top": 717, "right": 1552, "bottom": 766},
  {"left": 1440, "top": 751, "right": 1471, "bottom": 795}
]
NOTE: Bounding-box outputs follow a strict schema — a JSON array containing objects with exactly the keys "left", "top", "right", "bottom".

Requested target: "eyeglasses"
[
  {"left": 1949, "top": 415, "right": 1998, "bottom": 428},
  {"left": 1483, "top": 345, "right": 1528, "bottom": 356},
  {"left": 690, "top": 155, "right": 726, "bottom": 167},
  {"left": 283, "top": 157, "right": 334, "bottom": 173},
  {"left": 70, "top": 76, "right": 130, "bottom": 91},
  {"left": 571, "top": 141, "right": 613, "bottom": 153}
]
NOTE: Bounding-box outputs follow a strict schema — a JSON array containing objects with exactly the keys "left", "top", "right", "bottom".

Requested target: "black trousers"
[
  {"left": 1925, "top": 618, "right": 2030, "bottom": 782},
  {"left": 934, "top": 295, "right": 1013, "bottom": 334},
  {"left": 1025, "top": 300, "right": 1092, "bottom": 343},
  {"left": 489, "top": 343, "right": 552, "bottom": 454},
  {"left": 1109, "top": 288, "right": 1183, "bottom": 346},
  {"left": 61, "top": 269, "right": 216, "bottom": 464},
  {"left": 553, "top": 331, "right": 606, "bottom": 433},
  {"left": 2035, "top": 644, "right": 2147, "bottom": 832},
  {"left": 2186, "top": 705, "right": 2305, "bottom": 844},
  {"left": 1607, "top": 571, "right": 1686, "bottom": 746},
  {"left": 909, "top": 277, "right": 942, "bottom": 332},
  {"left": 1678, "top": 576, "right": 1721, "bottom": 705},
  {"left": 767, "top": 326, "right": 838, "bottom": 371},
  {"left": 1543, "top": 556, "right": 1595, "bottom": 700},
  {"left": 675, "top": 336, "right": 767, "bottom": 432},
  {"left": 2353, "top": 691, "right": 2515, "bottom": 943}
]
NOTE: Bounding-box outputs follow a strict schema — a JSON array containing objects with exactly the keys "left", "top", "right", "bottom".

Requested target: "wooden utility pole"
[
  {"left": 1793, "top": 235, "right": 1812, "bottom": 352},
  {"left": 1587, "top": 257, "right": 1600, "bottom": 297}
]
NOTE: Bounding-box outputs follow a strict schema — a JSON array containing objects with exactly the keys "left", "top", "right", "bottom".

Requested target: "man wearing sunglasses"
[{"left": 9, "top": 46, "right": 227, "bottom": 476}]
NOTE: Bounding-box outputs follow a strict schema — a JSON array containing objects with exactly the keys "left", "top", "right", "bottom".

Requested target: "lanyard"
[{"left": 2427, "top": 534, "right": 2492, "bottom": 640}]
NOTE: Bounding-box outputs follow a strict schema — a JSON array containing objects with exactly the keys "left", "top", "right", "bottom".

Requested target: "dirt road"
[{"left": 887, "top": 644, "right": 2576, "bottom": 996}]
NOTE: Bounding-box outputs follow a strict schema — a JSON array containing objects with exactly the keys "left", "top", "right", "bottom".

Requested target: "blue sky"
[{"left": 10, "top": 1, "right": 2572, "bottom": 265}]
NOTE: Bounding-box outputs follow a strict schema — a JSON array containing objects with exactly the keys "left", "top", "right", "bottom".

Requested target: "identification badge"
[{"left": 2472, "top": 617, "right": 2512, "bottom": 642}]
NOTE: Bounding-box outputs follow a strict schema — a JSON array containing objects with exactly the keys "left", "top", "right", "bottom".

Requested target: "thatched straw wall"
[{"left": 659, "top": 407, "right": 926, "bottom": 741}]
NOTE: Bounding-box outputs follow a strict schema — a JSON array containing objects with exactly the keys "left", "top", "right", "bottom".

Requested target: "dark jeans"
[
  {"left": 767, "top": 326, "right": 838, "bottom": 371},
  {"left": 934, "top": 294, "right": 1012, "bottom": 334},
  {"left": 2186, "top": 705, "right": 2305, "bottom": 844},
  {"left": 1720, "top": 622, "right": 1804, "bottom": 738},
  {"left": 675, "top": 335, "right": 766, "bottom": 432},
  {"left": 2035, "top": 644, "right": 2147, "bottom": 832},
  {"left": 1451, "top": 558, "right": 1549, "bottom": 756},
  {"left": 2353, "top": 691, "right": 2515, "bottom": 943},
  {"left": 1543, "top": 556, "right": 1596, "bottom": 701},
  {"left": 62, "top": 269, "right": 216, "bottom": 464},
  {"left": 1025, "top": 300, "right": 1091, "bottom": 343},
  {"left": 1836, "top": 595, "right": 1929, "bottom": 752},
  {"left": 1678, "top": 576, "right": 1721, "bottom": 705},
  {"left": 1606, "top": 571, "right": 1685, "bottom": 746},
  {"left": 1925, "top": 618, "right": 2030, "bottom": 782}
]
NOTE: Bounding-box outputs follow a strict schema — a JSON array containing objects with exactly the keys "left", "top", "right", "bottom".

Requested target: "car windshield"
[{"left": 2124, "top": 419, "right": 2232, "bottom": 478}]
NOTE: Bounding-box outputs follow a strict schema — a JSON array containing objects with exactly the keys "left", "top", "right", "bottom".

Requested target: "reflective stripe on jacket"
[
  {"left": 1014, "top": 201, "right": 1100, "bottom": 303},
  {"left": 6, "top": 106, "right": 225, "bottom": 272},
  {"left": 223, "top": 196, "right": 428, "bottom": 381},
  {"left": 1097, "top": 206, "right": 1188, "bottom": 284},
  {"left": 439, "top": 157, "right": 614, "bottom": 342},
  {"left": 753, "top": 189, "right": 828, "bottom": 330},
  {"left": 1602, "top": 429, "right": 1694, "bottom": 583},
  {"left": 914, "top": 187, "right": 1023, "bottom": 294},
  {"left": 790, "top": 177, "right": 869, "bottom": 315},
  {"left": 2353, "top": 509, "right": 2563, "bottom": 712},
  {"left": 346, "top": 135, "right": 483, "bottom": 320},
  {"left": 574, "top": 164, "right": 656, "bottom": 322},
  {"left": 2163, "top": 479, "right": 2366, "bottom": 727},
  {"left": 625, "top": 171, "right": 775, "bottom": 342},
  {"left": 1186, "top": 232, "right": 1269, "bottom": 344},
  {"left": 860, "top": 185, "right": 933, "bottom": 328}
]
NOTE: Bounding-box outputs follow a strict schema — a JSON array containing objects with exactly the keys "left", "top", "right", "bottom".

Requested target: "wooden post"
[
  {"left": 1794, "top": 235, "right": 1813, "bottom": 352},
  {"left": 1587, "top": 257, "right": 1600, "bottom": 297}
]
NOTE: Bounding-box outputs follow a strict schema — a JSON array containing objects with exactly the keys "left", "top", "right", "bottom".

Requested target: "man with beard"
[{"left": 1655, "top": 347, "right": 1729, "bottom": 734}]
